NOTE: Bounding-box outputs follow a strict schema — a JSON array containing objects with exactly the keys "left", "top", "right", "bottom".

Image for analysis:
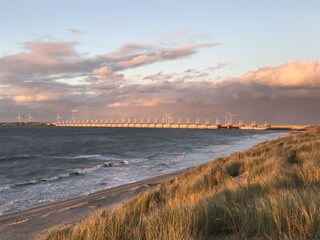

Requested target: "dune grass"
[{"left": 47, "top": 128, "right": 320, "bottom": 240}]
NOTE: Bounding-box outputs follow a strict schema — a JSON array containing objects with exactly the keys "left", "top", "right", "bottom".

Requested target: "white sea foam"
[
  {"left": 72, "top": 164, "right": 104, "bottom": 175},
  {"left": 0, "top": 130, "right": 287, "bottom": 216},
  {"left": 52, "top": 154, "right": 114, "bottom": 161},
  {"left": 0, "top": 184, "right": 12, "bottom": 192}
]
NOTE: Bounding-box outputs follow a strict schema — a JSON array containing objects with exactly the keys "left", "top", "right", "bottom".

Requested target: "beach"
[
  {"left": 0, "top": 1, "right": 318, "bottom": 239},
  {"left": 44, "top": 128, "right": 320, "bottom": 240},
  {"left": 0, "top": 127, "right": 283, "bottom": 215},
  {"left": 0, "top": 169, "right": 187, "bottom": 240},
  {"left": 0, "top": 130, "right": 285, "bottom": 240}
]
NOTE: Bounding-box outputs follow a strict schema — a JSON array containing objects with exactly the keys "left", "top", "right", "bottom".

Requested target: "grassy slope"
[{"left": 47, "top": 128, "right": 320, "bottom": 240}]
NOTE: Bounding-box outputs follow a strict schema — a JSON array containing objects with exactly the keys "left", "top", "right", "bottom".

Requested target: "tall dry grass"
[{"left": 47, "top": 128, "right": 320, "bottom": 240}]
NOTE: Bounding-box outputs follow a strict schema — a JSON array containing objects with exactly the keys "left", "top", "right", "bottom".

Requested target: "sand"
[
  {"left": 0, "top": 133, "right": 286, "bottom": 240},
  {"left": 0, "top": 169, "right": 187, "bottom": 240}
]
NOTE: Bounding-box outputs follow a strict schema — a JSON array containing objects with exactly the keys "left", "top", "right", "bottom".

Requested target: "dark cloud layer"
[{"left": 0, "top": 40, "right": 319, "bottom": 124}]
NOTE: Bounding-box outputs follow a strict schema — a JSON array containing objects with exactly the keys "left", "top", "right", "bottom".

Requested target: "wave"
[
  {"left": 157, "top": 152, "right": 186, "bottom": 167},
  {"left": 52, "top": 154, "right": 115, "bottom": 161},
  {"left": 0, "top": 154, "right": 34, "bottom": 162},
  {"left": 71, "top": 164, "right": 104, "bottom": 175},
  {"left": 0, "top": 184, "right": 12, "bottom": 192},
  {"left": 7, "top": 159, "right": 131, "bottom": 190},
  {"left": 0, "top": 154, "right": 116, "bottom": 163},
  {"left": 210, "top": 145, "right": 230, "bottom": 153}
]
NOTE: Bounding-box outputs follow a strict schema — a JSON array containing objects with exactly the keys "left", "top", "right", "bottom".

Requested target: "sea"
[{"left": 0, "top": 126, "right": 285, "bottom": 215}]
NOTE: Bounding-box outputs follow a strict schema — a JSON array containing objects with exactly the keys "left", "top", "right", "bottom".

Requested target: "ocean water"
[{"left": 0, "top": 126, "right": 285, "bottom": 215}]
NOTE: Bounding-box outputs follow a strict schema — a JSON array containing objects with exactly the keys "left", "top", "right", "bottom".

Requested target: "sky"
[{"left": 0, "top": 0, "right": 319, "bottom": 124}]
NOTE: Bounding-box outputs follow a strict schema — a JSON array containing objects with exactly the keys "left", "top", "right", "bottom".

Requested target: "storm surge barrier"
[{"left": 54, "top": 122, "right": 309, "bottom": 131}]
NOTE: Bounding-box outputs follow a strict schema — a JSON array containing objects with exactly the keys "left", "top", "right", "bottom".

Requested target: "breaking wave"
[{"left": 5, "top": 160, "right": 130, "bottom": 190}]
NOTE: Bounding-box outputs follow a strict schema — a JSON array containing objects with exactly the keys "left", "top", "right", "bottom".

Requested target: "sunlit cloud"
[
  {"left": 0, "top": 38, "right": 319, "bottom": 124},
  {"left": 13, "top": 94, "right": 58, "bottom": 103},
  {"left": 92, "top": 66, "right": 124, "bottom": 81},
  {"left": 238, "top": 60, "right": 320, "bottom": 88}
]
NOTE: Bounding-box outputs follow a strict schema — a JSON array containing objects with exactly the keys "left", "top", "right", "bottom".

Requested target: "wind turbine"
[
  {"left": 227, "top": 112, "right": 237, "bottom": 125},
  {"left": 16, "top": 113, "right": 22, "bottom": 123},
  {"left": 119, "top": 112, "right": 128, "bottom": 123},
  {"left": 28, "top": 114, "right": 33, "bottom": 122},
  {"left": 215, "top": 117, "right": 220, "bottom": 125},
  {"left": 125, "top": 113, "right": 130, "bottom": 121},
  {"left": 71, "top": 113, "right": 76, "bottom": 123},
  {"left": 169, "top": 113, "right": 173, "bottom": 123},
  {"left": 222, "top": 114, "right": 228, "bottom": 125},
  {"left": 56, "top": 113, "right": 62, "bottom": 123},
  {"left": 163, "top": 112, "right": 173, "bottom": 124}
]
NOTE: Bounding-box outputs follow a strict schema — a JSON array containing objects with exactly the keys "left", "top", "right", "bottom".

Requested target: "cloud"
[
  {"left": 184, "top": 68, "right": 198, "bottom": 73},
  {"left": 1, "top": 38, "right": 319, "bottom": 124},
  {"left": 13, "top": 94, "right": 58, "bottom": 103},
  {"left": 118, "top": 54, "right": 154, "bottom": 68},
  {"left": 92, "top": 66, "right": 124, "bottom": 80},
  {"left": 207, "top": 62, "right": 230, "bottom": 71},
  {"left": 0, "top": 41, "right": 80, "bottom": 76},
  {"left": 69, "top": 29, "right": 85, "bottom": 34},
  {"left": 105, "top": 42, "right": 154, "bottom": 58},
  {"left": 143, "top": 72, "right": 173, "bottom": 82},
  {"left": 94, "top": 60, "right": 320, "bottom": 124},
  {"left": 238, "top": 60, "right": 320, "bottom": 88},
  {"left": 0, "top": 40, "right": 218, "bottom": 111},
  {"left": 115, "top": 43, "right": 219, "bottom": 69},
  {"left": 0, "top": 40, "right": 218, "bottom": 84}
]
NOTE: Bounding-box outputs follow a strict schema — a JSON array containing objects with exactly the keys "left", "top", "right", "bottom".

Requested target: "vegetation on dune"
[{"left": 47, "top": 128, "right": 320, "bottom": 240}]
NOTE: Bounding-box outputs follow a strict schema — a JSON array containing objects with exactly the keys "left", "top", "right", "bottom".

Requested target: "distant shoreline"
[{"left": 0, "top": 122, "right": 54, "bottom": 126}]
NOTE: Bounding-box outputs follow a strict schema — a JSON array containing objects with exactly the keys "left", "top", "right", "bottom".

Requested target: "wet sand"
[{"left": 0, "top": 169, "right": 187, "bottom": 240}]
